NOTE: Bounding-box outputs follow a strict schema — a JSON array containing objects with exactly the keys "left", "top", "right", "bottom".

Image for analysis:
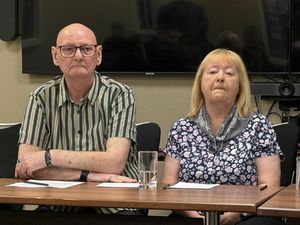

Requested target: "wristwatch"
[
  {"left": 79, "top": 170, "right": 90, "bottom": 182},
  {"left": 45, "top": 149, "right": 52, "bottom": 167},
  {"left": 240, "top": 213, "right": 255, "bottom": 221},
  {"left": 240, "top": 213, "right": 247, "bottom": 221}
]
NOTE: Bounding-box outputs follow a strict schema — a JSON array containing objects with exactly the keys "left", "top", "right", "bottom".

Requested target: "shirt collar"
[
  {"left": 86, "top": 72, "right": 101, "bottom": 106},
  {"left": 58, "top": 77, "right": 68, "bottom": 107},
  {"left": 58, "top": 72, "right": 100, "bottom": 106}
]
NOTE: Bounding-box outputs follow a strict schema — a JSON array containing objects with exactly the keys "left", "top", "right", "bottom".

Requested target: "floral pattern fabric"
[{"left": 164, "top": 113, "right": 282, "bottom": 185}]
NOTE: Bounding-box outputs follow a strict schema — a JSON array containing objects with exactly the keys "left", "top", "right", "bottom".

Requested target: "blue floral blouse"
[{"left": 163, "top": 113, "right": 282, "bottom": 185}]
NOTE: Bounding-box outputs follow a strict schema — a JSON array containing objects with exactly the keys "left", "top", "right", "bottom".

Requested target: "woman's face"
[{"left": 201, "top": 59, "right": 240, "bottom": 106}]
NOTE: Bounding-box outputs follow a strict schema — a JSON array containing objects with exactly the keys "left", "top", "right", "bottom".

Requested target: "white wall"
[{"left": 0, "top": 38, "right": 284, "bottom": 147}]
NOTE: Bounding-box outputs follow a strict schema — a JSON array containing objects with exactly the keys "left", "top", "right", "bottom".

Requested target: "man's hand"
[
  {"left": 88, "top": 172, "right": 137, "bottom": 183},
  {"left": 15, "top": 146, "right": 46, "bottom": 179},
  {"left": 220, "top": 212, "right": 241, "bottom": 225}
]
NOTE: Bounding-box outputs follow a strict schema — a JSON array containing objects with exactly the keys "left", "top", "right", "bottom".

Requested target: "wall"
[
  {"left": 0, "top": 38, "right": 283, "bottom": 147},
  {"left": 0, "top": 38, "right": 193, "bottom": 147}
]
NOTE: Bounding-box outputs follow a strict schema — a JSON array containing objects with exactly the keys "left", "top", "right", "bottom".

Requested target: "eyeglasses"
[{"left": 57, "top": 45, "right": 98, "bottom": 57}]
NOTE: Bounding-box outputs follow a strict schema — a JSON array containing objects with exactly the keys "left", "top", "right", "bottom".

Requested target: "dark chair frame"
[
  {"left": 0, "top": 122, "right": 22, "bottom": 211},
  {"left": 135, "top": 122, "right": 161, "bottom": 215},
  {"left": 136, "top": 122, "right": 161, "bottom": 152},
  {"left": 0, "top": 123, "right": 21, "bottom": 178},
  {"left": 273, "top": 122, "right": 299, "bottom": 186}
]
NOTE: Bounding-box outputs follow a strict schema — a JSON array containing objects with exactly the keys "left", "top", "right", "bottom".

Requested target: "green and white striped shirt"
[{"left": 19, "top": 72, "right": 139, "bottom": 213}]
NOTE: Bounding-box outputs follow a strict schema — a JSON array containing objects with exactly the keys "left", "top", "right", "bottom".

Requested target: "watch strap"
[
  {"left": 79, "top": 170, "right": 90, "bottom": 182},
  {"left": 45, "top": 149, "right": 52, "bottom": 167}
]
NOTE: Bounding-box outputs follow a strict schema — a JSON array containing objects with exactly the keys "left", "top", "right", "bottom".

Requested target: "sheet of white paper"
[
  {"left": 97, "top": 182, "right": 140, "bottom": 188},
  {"left": 7, "top": 179, "right": 83, "bottom": 188},
  {"left": 169, "top": 182, "right": 219, "bottom": 189}
]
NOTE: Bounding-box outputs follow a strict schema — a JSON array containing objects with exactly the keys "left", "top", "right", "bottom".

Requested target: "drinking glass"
[{"left": 138, "top": 151, "right": 158, "bottom": 190}]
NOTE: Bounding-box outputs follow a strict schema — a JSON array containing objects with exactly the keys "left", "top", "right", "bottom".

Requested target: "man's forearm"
[
  {"left": 33, "top": 167, "right": 81, "bottom": 181},
  {"left": 49, "top": 149, "right": 126, "bottom": 174}
]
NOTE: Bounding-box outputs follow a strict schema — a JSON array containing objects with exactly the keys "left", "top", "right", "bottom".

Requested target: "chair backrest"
[
  {"left": 273, "top": 122, "right": 299, "bottom": 186},
  {"left": 136, "top": 122, "right": 161, "bottom": 151},
  {"left": 0, "top": 123, "right": 21, "bottom": 178}
]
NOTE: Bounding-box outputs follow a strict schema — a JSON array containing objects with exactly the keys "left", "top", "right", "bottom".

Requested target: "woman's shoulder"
[
  {"left": 247, "top": 112, "right": 273, "bottom": 130},
  {"left": 172, "top": 117, "right": 197, "bottom": 127},
  {"left": 169, "top": 117, "right": 199, "bottom": 136},
  {"left": 249, "top": 112, "right": 270, "bottom": 123}
]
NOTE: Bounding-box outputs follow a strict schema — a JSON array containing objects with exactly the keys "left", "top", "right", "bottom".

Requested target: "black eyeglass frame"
[{"left": 57, "top": 45, "right": 98, "bottom": 57}]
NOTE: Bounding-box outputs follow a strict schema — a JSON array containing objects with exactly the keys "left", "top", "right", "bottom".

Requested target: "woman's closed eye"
[
  {"left": 224, "top": 67, "right": 236, "bottom": 75},
  {"left": 206, "top": 67, "right": 218, "bottom": 74}
]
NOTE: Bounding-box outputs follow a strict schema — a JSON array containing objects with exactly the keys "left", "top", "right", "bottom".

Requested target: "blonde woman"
[{"left": 162, "top": 49, "right": 285, "bottom": 225}]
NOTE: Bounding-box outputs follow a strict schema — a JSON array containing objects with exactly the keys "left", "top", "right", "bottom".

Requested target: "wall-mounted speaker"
[
  {"left": 250, "top": 82, "right": 300, "bottom": 97},
  {"left": 0, "top": 0, "right": 18, "bottom": 41}
]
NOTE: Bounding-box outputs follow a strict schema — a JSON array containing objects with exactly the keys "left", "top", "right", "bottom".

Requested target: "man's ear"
[
  {"left": 96, "top": 45, "right": 102, "bottom": 65},
  {"left": 51, "top": 46, "right": 59, "bottom": 66}
]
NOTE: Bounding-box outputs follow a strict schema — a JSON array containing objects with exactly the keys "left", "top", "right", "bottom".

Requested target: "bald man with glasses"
[{"left": 15, "top": 23, "right": 141, "bottom": 215}]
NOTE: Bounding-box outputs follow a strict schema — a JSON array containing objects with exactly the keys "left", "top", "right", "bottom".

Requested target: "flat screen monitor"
[
  {"left": 291, "top": 0, "right": 300, "bottom": 76},
  {"left": 21, "top": 0, "right": 290, "bottom": 76}
]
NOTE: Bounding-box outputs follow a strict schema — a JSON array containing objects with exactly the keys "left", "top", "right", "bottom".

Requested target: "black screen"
[
  {"left": 0, "top": 0, "right": 18, "bottom": 41},
  {"left": 21, "top": 0, "right": 290, "bottom": 75},
  {"left": 292, "top": 0, "right": 300, "bottom": 76}
]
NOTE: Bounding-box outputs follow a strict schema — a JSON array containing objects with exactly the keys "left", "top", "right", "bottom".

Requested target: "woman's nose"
[{"left": 216, "top": 72, "right": 225, "bottom": 82}]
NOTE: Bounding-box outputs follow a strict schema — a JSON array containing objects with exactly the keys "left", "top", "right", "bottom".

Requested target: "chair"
[
  {"left": 136, "top": 122, "right": 161, "bottom": 152},
  {"left": 0, "top": 123, "right": 22, "bottom": 211},
  {"left": 136, "top": 122, "right": 161, "bottom": 215},
  {"left": 273, "top": 122, "right": 299, "bottom": 186},
  {"left": 0, "top": 123, "right": 21, "bottom": 178}
]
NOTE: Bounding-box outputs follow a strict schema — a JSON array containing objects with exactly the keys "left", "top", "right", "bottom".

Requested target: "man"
[{"left": 15, "top": 23, "right": 139, "bottom": 214}]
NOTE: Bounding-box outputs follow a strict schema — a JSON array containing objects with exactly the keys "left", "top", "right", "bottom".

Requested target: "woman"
[{"left": 162, "top": 49, "right": 285, "bottom": 225}]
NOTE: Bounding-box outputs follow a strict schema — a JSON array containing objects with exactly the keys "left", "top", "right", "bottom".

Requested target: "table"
[
  {"left": 0, "top": 178, "right": 282, "bottom": 225},
  {"left": 258, "top": 184, "right": 300, "bottom": 218}
]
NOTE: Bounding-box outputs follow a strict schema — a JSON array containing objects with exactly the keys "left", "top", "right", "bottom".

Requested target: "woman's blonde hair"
[{"left": 187, "top": 48, "right": 252, "bottom": 118}]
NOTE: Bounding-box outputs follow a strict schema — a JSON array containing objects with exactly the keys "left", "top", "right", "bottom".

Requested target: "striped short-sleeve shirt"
[{"left": 19, "top": 72, "right": 139, "bottom": 213}]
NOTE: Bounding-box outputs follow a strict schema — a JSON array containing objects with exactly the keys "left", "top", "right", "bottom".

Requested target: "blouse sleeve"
[
  {"left": 163, "top": 119, "right": 184, "bottom": 161},
  {"left": 251, "top": 114, "right": 282, "bottom": 158}
]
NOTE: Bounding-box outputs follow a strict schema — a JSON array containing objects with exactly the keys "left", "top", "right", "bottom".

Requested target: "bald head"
[
  {"left": 56, "top": 23, "right": 97, "bottom": 46},
  {"left": 51, "top": 23, "right": 102, "bottom": 79}
]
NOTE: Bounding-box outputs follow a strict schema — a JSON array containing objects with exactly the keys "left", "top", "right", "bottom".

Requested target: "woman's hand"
[
  {"left": 220, "top": 212, "right": 241, "bottom": 225},
  {"left": 87, "top": 172, "right": 137, "bottom": 183}
]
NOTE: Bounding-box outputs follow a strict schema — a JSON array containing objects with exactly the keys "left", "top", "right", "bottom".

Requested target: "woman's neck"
[{"left": 205, "top": 103, "right": 233, "bottom": 136}]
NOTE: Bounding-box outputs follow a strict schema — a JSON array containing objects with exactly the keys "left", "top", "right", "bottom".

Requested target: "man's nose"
[{"left": 74, "top": 48, "right": 83, "bottom": 57}]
